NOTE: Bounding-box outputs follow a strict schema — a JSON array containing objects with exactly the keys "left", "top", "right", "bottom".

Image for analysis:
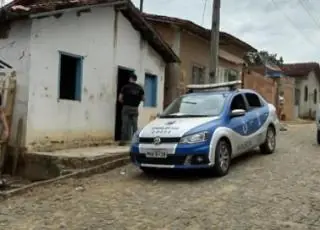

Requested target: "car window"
[
  {"left": 161, "top": 93, "right": 226, "bottom": 117},
  {"left": 230, "top": 94, "right": 247, "bottom": 111},
  {"left": 244, "top": 93, "right": 262, "bottom": 109}
]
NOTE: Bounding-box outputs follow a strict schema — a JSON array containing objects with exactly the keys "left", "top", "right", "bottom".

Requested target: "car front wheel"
[
  {"left": 213, "top": 139, "right": 231, "bottom": 177},
  {"left": 260, "top": 126, "right": 276, "bottom": 154}
]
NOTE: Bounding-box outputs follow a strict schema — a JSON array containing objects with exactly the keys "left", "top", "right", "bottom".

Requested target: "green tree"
[{"left": 244, "top": 50, "right": 284, "bottom": 66}]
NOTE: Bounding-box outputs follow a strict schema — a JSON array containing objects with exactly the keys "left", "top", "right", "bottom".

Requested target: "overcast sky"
[
  {"left": 3, "top": 0, "right": 320, "bottom": 63},
  {"left": 131, "top": 0, "right": 320, "bottom": 63}
]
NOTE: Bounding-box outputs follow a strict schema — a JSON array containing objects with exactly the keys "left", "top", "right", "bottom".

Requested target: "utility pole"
[
  {"left": 140, "top": 0, "right": 144, "bottom": 12},
  {"left": 208, "top": 0, "right": 221, "bottom": 84}
]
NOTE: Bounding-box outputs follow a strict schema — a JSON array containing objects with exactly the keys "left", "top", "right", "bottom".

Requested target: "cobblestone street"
[{"left": 0, "top": 124, "right": 319, "bottom": 229}]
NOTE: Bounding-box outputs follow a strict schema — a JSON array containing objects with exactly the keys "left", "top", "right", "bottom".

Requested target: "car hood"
[{"left": 139, "top": 116, "right": 219, "bottom": 138}]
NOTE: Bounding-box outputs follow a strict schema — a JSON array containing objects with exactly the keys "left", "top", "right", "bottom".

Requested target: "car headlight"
[
  {"left": 180, "top": 131, "right": 209, "bottom": 144},
  {"left": 131, "top": 130, "right": 140, "bottom": 144}
]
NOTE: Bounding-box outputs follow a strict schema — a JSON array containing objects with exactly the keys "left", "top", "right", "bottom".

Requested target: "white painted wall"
[
  {"left": 0, "top": 20, "right": 32, "bottom": 146},
  {"left": 115, "top": 11, "right": 165, "bottom": 127},
  {"left": 3, "top": 6, "right": 166, "bottom": 149},
  {"left": 296, "top": 70, "right": 320, "bottom": 118}
]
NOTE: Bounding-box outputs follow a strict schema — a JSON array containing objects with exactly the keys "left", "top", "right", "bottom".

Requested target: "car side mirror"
[{"left": 230, "top": 109, "right": 246, "bottom": 118}]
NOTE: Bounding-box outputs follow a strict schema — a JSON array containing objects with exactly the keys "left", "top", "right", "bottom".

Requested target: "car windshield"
[{"left": 160, "top": 93, "right": 226, "bottom": 118}]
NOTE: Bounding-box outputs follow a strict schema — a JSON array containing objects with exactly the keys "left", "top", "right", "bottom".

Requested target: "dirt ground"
[{"left": 0, "top": 124, "right": 319, "bottom": 230}]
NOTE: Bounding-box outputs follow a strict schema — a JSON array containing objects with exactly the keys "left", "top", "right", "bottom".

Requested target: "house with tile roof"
[
  {"left": 0, "top": 0, "right": 179, "bottom": 151},
  {"left": 143, "top": 13, "right": 257, "bottom": 107},
  {"left": 282, "top": 62, "right": 320, "bottom": 119}
]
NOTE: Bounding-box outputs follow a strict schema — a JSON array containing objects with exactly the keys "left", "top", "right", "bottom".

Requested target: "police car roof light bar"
[{"left": 186, "top": 80, "right": 242, "bottom": 91}]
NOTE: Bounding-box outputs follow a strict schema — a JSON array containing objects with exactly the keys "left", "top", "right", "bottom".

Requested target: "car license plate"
[{"left": 145, "top": 151, "right": 167, "bottom": 158}]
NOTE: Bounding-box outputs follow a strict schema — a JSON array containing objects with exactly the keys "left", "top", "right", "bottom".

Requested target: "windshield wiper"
[
  {"left": 159, "top": 114, "right": 212, "bottom": 118},
  {"left": 181, "top": 101, "right": 197, "bottom": 104}
]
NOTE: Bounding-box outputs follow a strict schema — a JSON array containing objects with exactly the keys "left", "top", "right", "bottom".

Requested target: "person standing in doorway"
[
  {"left": 278, "top": 91, "right": 287, "bottom": 131},
  {"left": 279, "top": 91, "right": 285, "bottom": 120},
  {"left": 118, "top": 73, "right": 144, "bottom": 145}
]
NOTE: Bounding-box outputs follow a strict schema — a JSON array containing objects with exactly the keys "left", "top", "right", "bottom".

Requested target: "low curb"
[
  {"left": 282, "top": 121, "right": 314, "bottom": 125},
  {"left": 0, "top": 156, "right": 130, "bottom": 200}
]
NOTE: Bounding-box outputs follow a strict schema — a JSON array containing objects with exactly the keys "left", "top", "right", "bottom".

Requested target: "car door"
[
  {"left": 227, "top": 93, "right": 251, "bottom": 156},
  {"left": 243, "top": 92, "right": 268, "bottom": 146}
]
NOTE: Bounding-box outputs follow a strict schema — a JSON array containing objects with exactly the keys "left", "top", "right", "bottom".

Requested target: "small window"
[
  {"left": 230, "top": 94, "right": 247, "bottom": 111},
  {"left": 244, "top": 93, "right": 262, "bottom": 109},
  {"left": 144, "top": 74, "right": 157, "bottom": 107},
  {"left": 294, "top": 88, "right": 300, "bottom": 105},
  {"left": 217, "top": 67, "right": 225, "bottom": 82},
  {"left": 314, "top": 89, "right": 317, "bottom": 104},
  {"left": 59, "top": 52, "right": 83, "bottom": 101},
  {"left": 304, "top": 86, "right": 308, "bottom": 102},
  {"left": 192, "top": 65, "right": 205, "bottom": 84},
  {"left": 224, "top": 69, "right": 240, "bottom": 82}
]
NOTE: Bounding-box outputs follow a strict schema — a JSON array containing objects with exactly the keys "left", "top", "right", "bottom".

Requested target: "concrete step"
[
  {"left": 16, "top": 146, "right": 130, "bottom": 182},
  {"left": 0, "top": 156, "right": 131, "bottom": 197}
]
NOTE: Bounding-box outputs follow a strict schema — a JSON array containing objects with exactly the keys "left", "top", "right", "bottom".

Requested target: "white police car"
[{"left": 130, "top": 81, "right": 280, "bottom": 177}]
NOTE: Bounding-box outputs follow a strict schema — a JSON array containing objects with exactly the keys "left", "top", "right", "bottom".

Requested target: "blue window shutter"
[
  {"left": 151, "top": 75, "right": 157, "bottom": 106},
  {"left": 75, "top": 58, "right": 82, "bottom": 101},
  {"left": 144, "top": 74, "right": 157, "bottom": 107},
  {"left": 144, "top": 75, "right": 152, "bottom": 107}
]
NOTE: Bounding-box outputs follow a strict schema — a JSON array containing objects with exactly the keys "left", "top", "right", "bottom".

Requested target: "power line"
[
  {"left": 297, "top": 0, "right": 320, "bottom": 29},
  {"left": 201, "top": 0, "right": 208, "bottom": 26},
  {"left": 270, "top": 0, "right": 317, "bottom": 47}
]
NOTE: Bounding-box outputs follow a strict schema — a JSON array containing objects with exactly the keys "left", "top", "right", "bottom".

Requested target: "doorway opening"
[{"left": 114, "top": 67, "right": 134, "bottom": 141}]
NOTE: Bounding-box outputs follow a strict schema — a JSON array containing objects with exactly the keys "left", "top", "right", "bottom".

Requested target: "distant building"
[
  {"left": 282, "top": 62, "right": 320, "bottom": 119},
  {"left": 144, "top": 13, "right": 256, "bottom": 107}
]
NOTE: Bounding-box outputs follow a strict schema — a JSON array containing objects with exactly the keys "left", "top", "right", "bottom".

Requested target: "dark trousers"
[{"left": 121, "top": 105, "right": 138, "bottom": 142}]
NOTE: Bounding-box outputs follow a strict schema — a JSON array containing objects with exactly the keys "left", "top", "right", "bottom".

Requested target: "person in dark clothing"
[{"left": 118, "top": 73, "right": 144, "bottom": 145}]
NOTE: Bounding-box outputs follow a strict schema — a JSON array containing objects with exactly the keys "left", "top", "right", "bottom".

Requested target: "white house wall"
[
  {"left": 297, "top": 70, "right": 320, "bottom": 118},
  {"left": 115, "top": 12, "right": 165, "bottom": 127},
  {"left": 0, "top": 20, "right": 31, "bottom": 146},
  {"left": 26, "top": 6, "right": 165, "bottom": 150}
]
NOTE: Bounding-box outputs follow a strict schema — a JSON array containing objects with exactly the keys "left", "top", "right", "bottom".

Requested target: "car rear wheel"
[
  {"left": 212, "top": 139, "right": 231, "bottom": 177},
  {"left": 260, "top": 126, "right": 276, "bottom": 154},
  {"left": 317, "top": 130, "right": 320, "bottom": 145}
]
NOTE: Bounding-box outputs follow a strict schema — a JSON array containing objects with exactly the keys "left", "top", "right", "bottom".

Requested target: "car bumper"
[
  {"left": 134, "top": 162, "right": 213, "bottom": 169},
  {"left": 274, "top": 117, "right": 281, "bottom": 134},
  {"left": 130, "top": 142, "right": 213, "bottom": 169}
]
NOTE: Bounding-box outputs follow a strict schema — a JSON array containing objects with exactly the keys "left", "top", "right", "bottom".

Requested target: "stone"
[{"left": 0, "top": 124, "right": 319, "bottom": 229}]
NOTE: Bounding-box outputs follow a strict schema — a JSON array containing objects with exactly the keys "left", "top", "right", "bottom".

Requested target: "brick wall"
[
  {"left": 244, "top": 70, "right": 276, "bottom": 104},
  {"left": 281, "top": 76, "right": 295, "bottom": 121},
  {"left": 244, "top": 70, "right": 295, "bottom": 120},
  {"left": 149, "top": 22, "right": 296, "bottom": 120}
]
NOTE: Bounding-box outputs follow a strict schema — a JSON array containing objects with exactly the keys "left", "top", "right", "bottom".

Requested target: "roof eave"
[
  {"left": 144, "top": 14, "right": 257, "bottom": 53},
  {"left": 220, "top": 32, "right": 257, "bottom": 52},
  {"left": 1, "top": 0, "right": 180, "bottom": 64},
  {"left": 122, "top": 3, "right": 180, "bottom": 63}
]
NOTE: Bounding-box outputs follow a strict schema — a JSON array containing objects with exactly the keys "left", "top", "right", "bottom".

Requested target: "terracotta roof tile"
[{"left": 281, "top": 62, "right": 320, "bottom": 79}]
